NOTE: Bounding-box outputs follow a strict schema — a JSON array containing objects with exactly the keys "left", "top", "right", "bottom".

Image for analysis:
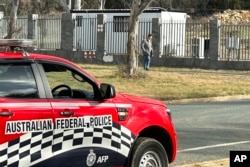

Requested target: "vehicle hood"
[{"left": 120, "top": 93, "right": 165, "bottom": 106}]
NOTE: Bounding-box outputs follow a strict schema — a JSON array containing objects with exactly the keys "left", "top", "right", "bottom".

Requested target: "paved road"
[{"left": 168, "top": 99, "right": 250, "bottom": 166}]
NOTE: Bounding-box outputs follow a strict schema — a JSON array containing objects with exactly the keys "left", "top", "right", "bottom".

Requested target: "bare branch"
[
  {"left": 126, "top": 0, "right": 154, "bottom": 75},
  {"left": 120, "top": 0, "right": 132, "bottom": 8},
  {"left": 132, "top": 0, "right": 154, "bottom": 17},
  {"left": 98, "top": 0, "right": 106, "bottom": 9},
  {"left": 6, "top": 0, "right": 19, "bottom": 39}
]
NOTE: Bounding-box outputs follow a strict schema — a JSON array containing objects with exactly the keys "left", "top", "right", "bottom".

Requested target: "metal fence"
[
  {"left": 77, "top": 17, "right": 210, "bottom": 59},
  {"left": 184, "top": 20, "right": 210, "bottom": 58},
  {"left": 3, "top": 15, "right": 250, "bottom": 61},
  {"left": 220, "top": 23, "right": 250, "bottom": 61},
  {"left": 161, "top": 20, "right": 191, "bottom": 57},
  {"left": 105, "top": 18, "right": 152, "bottom": 55},
  {"left": 73, "top": 15, "right": 97, "bottom": 51},
  {"left": 0, "top": 16, "right": 28, "bottom": 39},
  {"left": 0, "top": 15, "right": 61, "bottom": 50},
  {"left": 36, "top": 15, "right": 61, "bottom": 50},
  {"left": 160, "top": 21, "right": 209, "bottom": 58}
]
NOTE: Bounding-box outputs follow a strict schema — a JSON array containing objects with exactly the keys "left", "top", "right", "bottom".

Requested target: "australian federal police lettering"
[
  {"left": 5, "top": 115, "right": 112, "bottom": 134},
  {"left": 55, "top": 115, "right": 112, "bottom": 129},
  {"left": 5, "top": 119, "right": 53, "bottom": 134}
]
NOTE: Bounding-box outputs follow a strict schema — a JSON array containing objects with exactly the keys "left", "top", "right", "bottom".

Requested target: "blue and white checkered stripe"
[
  {"left": 0, "top": 123, "right": 135, "bottom": 167},
  {"left": 0, "top": 131, "right": 54, "bottom": 167}
]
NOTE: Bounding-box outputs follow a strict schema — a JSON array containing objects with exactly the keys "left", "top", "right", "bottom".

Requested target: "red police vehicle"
[{"left": 0, "top": 39, "right": 177, "bottom": 167}]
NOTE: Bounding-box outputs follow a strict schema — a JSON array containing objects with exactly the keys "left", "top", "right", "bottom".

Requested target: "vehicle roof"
[{"left": 0, "top": 51, "right": 65, "bottom": 61}]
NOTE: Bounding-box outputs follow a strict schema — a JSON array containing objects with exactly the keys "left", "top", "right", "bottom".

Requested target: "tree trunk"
[
  {"left": 127, "top": 30, "right": 138, "bottom": 75},
  {"left": 6, "top": 0, "right": 19, "bottom": 39},
  {"left": 126, "top": 0, "right": 153, "bottom": 76},
  {"left": 99, "top": 0, "right": 106, "bottom": 9},
  {"left": 59, "top": 0, "right": 71, "bottom": 13},
  {"left": 74, "top": 0, "right": 81, "bottom": 10},
  {"left": 127, "top": 10, "right": 139, "bottom": 76}
]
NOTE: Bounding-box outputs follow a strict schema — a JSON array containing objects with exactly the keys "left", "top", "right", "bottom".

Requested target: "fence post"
[
  {"left": 27, "top": 14, "right": 37, "bottom": 40},
  {"left": 152, "top": 18, "right": 160, "bottom": 58},
  {"left": 61, "top": 13, "right": 74, "bottom": 51},
  {"left": 209, "top": 19, "right": 221, "bottom": 68},
  {"left": 96, "top": 14, "right": 105, "bottom": 62},
  {"left": 0, "top": 12, "right": 4, "bottom": 39}
]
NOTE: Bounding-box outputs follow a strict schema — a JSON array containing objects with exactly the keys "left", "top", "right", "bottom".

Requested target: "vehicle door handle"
[
  {"left": 60, "top": 110, "right": 74, "bottom": 116},
  {"left": 0, "top": 110, "right": 13, "bottom": 116}
]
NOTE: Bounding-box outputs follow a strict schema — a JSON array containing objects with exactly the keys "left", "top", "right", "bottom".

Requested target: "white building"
[{"left": 71, "top": 8, "right": 187, "bottom": 57}]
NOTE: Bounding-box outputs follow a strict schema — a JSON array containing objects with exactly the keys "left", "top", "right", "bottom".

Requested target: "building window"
[
  {"left": 76, "top": 16, "right": 83, "bottom": 27},
  {"left": 113, "top": 16, "right": 129, "bottom": 32}
]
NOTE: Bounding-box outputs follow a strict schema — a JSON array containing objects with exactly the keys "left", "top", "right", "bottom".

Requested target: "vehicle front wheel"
[{"left": 129, "top": 137, "right": 169, "bottom": 167}]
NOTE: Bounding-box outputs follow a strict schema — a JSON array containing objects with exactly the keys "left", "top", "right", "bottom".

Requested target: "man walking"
[{"left": 141, "top": 33, "right": 153, "bottom": 70}]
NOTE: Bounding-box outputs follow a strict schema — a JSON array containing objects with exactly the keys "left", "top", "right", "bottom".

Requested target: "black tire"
[{"left": 129, "top": 137, "right": 169, "bottom": 167}]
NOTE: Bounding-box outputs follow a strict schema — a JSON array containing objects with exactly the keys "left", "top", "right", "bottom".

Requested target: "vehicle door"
[
  {"left": 0, "top": 61, "right": 53, "bottom": 167},
  {"left": 37, "top": 61, "right": 120, "bottom": 167}
]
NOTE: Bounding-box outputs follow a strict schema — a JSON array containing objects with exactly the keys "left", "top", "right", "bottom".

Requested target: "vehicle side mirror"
[{"left": 100, "top": 83, "right": 116, "bottom": 99}]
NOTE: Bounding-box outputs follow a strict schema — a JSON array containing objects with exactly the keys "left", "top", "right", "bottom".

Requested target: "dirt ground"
[{"left": 174, "top": 158, "right": 229, "bottom": 167}]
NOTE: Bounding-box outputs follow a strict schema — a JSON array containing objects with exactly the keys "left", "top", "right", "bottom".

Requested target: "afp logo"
[
  {"left": 86, "top": 149, "right": 109, "bottom": 167},
  {"left": 86, "top": 149, "right": 96, "bottom": 167},
  {"left": 230, "top": 151, "right": 250, "bottom": 167}
]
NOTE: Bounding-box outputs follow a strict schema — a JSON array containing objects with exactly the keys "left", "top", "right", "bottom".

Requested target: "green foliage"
[
  {"left": 229, "top": 0, "right": 242, "bottom": 9},
  {"left": 207, "top": 0, "right": 223, "bottom": 8}
]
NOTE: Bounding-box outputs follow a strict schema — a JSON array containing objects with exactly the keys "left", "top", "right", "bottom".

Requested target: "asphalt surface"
[
  {"left": 174, "top": 158, "right": 229, "bottom": 167},
  {"left": 165, "top": 95, "right": 250, "bottom": 167}
]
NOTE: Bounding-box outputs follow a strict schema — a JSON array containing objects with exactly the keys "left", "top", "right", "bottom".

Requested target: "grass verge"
[{"left": 80, "top": 64, "right": 250, "bottom": 100}]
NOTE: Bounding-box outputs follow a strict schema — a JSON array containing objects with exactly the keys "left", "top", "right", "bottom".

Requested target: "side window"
[
  {"left": 0, "top": 63, "right": 38, "bottom": 98},
  {"left": 42, "top": 63, "right": 95, "bottom": 99}
]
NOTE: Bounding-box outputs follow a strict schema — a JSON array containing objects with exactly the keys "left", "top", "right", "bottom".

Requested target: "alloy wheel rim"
[{"left": 139, "top": 151, "right": 162, "bottom": 167}]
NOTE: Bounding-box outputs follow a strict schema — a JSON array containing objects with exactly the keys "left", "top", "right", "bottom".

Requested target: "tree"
[
  {"left": 6, "top": 0, "right": 19, "bottom": 39},
  {"left": 230, "top": 0, "right": 242, "bottom": 9},
  {"left": 200, "top": 0, "right": 209, "bottom": 10},
  {"left": 127, "top": 0, "right": 154, "bottom": 76},
  {"left": 59, "top": 0, "right": 71, "bottom": 13},
  {"left": 99, "top": 0, "right": 106, "bottom": 9},
  {"left": 152, "top": 0, "right": 172, "bottom": 9},
  {"left": 74, "top": 0, "right": 81, "bottom": 9}
]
